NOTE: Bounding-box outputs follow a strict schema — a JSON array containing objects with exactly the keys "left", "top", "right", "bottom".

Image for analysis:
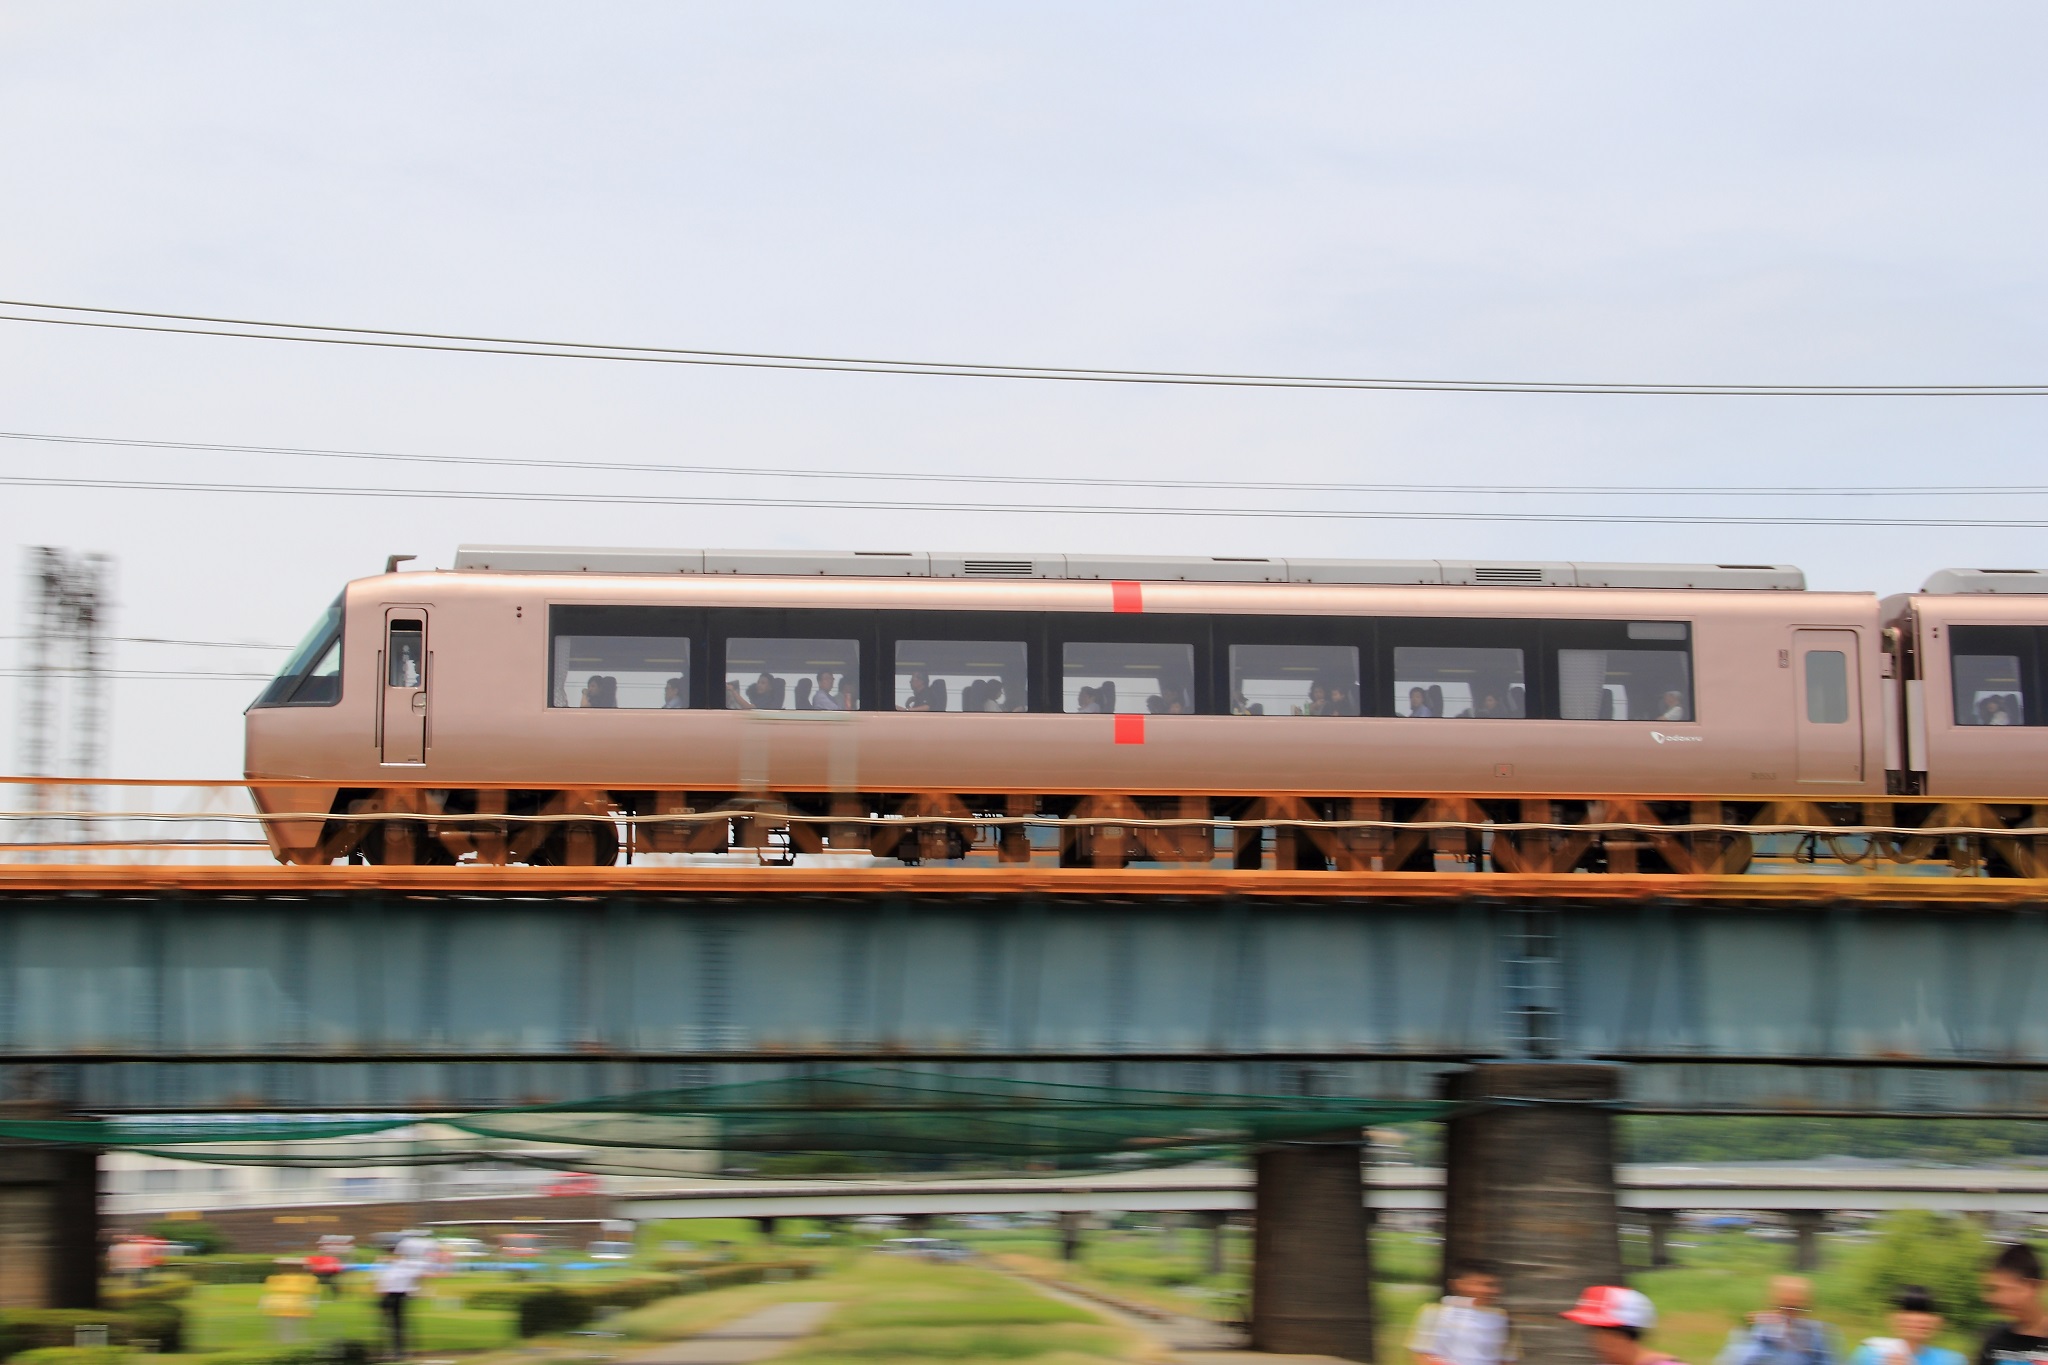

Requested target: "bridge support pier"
[
  {"left": 1645, "top": 1209, "right": 1677, "bottom": 1269},
  {"left": 0, "top": 1117, "right": 99, "bottom": 1309},
  {"left": 1198, "top": 1210, "right": 1228, "bottom": 1276},
  {"left": 1786, "top": 1210, "right": 1824, "bottom": 1271},
  {"left": 1250, "top": 1129, "right": 1375, "bottom": 1362},
  {"left": 1058, "top": 1210, "right": 1085, "bottom": 1262},
  {"left": 1442, "top": 1064, "right": 1623, "bottom": 1365}
]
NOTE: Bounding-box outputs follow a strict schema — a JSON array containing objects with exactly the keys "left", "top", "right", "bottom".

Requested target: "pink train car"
[{"left": 242, "top": 548, "right": 2048, "bottom": 866}]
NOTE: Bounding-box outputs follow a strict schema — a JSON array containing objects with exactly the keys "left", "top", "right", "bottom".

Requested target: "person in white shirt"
[
  {"left": 1411, "top": 1260, "right": 1518, "bottom": 1365},
  {"left": 374, "top": 1247, "right": 428, "bottom": 1360}
]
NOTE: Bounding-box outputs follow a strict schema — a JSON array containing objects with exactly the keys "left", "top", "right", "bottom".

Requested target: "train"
[{"left": 243, "top": 546, "right": 2048, "bottom": 869}]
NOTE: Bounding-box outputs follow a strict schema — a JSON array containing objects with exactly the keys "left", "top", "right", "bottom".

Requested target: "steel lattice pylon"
[{"left": 14, "top": 547, "right": 112, "bottom": 856}]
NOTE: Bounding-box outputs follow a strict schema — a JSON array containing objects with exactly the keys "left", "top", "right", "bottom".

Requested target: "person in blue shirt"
[
  {"left": 1847, "top": 1286, "right": 1965, "bottom": 1365},
  {"left": 1717, "top": 1276, "right": 1839, "bottom": 1365}
]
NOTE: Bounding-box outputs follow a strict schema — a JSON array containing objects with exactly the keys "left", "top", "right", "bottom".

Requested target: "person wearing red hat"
[{"left": 1563, "top": 1285, "right": 1687, "bottom": 1365}]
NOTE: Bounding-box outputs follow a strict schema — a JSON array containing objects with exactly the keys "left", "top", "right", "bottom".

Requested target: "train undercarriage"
[{"left": 296, "top": 789, "right": 2048, "bottom": 878}]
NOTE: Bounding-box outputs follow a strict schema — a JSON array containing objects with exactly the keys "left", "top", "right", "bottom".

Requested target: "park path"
[
  {"left": 1006, "top": 1271, "right": 1354, "bottom": 1365},
  {"left": 622, "top": 1301, "right": 837, "bottom": 1365}
]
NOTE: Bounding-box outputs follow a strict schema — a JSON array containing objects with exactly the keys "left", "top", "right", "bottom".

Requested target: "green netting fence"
[{"left": 0, "top": 1066, "right": 1454, "bottom": 1175}]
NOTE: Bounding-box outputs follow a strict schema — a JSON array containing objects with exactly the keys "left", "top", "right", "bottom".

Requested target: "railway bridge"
[{"left": 4, "top": 791, "right": 2048, "bottom": 1361}]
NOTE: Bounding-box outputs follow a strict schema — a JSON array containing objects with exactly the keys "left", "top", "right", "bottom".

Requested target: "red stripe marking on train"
[
  {"left": 1111, "top": 581, "right": 1143, "bottom": 613},
  {"left": 1114, "top": 714, "right": 1145, "bottom": 745}
]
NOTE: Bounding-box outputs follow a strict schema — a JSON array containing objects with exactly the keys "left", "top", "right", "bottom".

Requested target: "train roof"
[
  {"left": 452, "top": 545, "right": 1806, "bottom": 591},
  {"left": 1920, "top": 568, "right": 2048, "bottom": 595}
]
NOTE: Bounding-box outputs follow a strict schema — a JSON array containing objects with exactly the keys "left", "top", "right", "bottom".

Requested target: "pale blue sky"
[{"left": 1, "top": 3, "right": 2043, "bottom": 775}]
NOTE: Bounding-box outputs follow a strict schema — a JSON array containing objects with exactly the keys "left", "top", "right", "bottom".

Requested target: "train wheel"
[{"left": 528, "top": 820, "right": 621, "bottom": 867}]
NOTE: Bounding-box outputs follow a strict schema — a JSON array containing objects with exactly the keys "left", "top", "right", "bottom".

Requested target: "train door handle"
[{"left": 411, "top": 693, "right": 428, "bottom": 713}]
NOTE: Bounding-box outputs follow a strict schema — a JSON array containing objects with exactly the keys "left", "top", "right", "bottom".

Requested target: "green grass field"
[
  {"left": 180, "top": 1281, "right": 516, "bottom": 1354},
  {"left": 772, "top": 1254, "right": 1138, "bottom": 1365},
  {"left": 158, "top": 1214, "right": 2019, "bottom": 1365}
]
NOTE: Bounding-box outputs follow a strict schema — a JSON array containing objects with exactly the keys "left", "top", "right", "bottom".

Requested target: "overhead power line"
[
  {"left": 2, "top": 428, "right": 2041, "bottom": 500},
  {"left": 0, "top": 667, "right": 271, "bottom": 681},
  {"left": 0, "top": 299, "right": 2041, "bottom": 397},
  {"left": 10, "top": 471, "right": 2048, "bottom": 529}
]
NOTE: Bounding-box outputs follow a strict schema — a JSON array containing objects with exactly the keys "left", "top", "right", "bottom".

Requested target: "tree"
[
  {"left": 144, "top": 1218, "right": 229, "bottom": 1255},
  {"left": 1855, "top": 1210, "right": 1998, "bottom": 1334}
]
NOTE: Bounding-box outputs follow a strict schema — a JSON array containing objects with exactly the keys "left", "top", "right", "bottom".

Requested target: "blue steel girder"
[{"left": 1, "top": 891, "right": 2047, "bottom": 1113}]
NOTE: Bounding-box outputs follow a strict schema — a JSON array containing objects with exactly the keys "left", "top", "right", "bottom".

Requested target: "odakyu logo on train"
[{"left": 1650, "top": 732, "right": 1704, "bottom": 744}]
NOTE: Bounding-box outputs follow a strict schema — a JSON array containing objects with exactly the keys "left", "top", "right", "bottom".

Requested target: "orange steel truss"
[{"left": 1, "top": 862, "right": 2045, "bottom": 903}]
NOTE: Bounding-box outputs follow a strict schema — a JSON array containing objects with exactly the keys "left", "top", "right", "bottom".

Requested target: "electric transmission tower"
[{"left": 14, "top": 547, "right": 112, "bottom": 856}]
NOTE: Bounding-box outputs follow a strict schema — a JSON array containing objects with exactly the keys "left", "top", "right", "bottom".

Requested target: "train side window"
[
  {"left": 549, "top": 606, "right": 697, "bottom": 709},
  {"left": 551, "top": 636, "right": 690, "bottom": 709},
  {"left": 1951, "top": 625, "right": 2039, "bottom": 726},
  {"left": 1804, "top": 650, "right": 1850, "bottom": 724},
  {"left": 725, "top": 637, "right": 860, "bottom": 711},
  {"left": 1228, "top": 645, "right": 1359, "bottom": 716},
  {"left": 895, "top": 640, "right": 1028, "bottom": 712},
  {"left": 1392, "top": 647, "right": 1525, "bottom": 718},
  {"left": 1063, "top": 642, "right": 1195, "bottom": 714},
  {"left": 1549, "top": 621, "right": 1693, "bottom": 721}
]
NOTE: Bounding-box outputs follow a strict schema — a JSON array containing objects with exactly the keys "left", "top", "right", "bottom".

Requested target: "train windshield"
[{"left": 250, "top": 595, "right": 344, "bottom": 708}]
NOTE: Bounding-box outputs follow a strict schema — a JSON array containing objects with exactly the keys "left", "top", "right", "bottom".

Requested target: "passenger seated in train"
[
  {"left": 1407, "top": 686, "right": 1438, "bottom": 718},
  {"left": 579, "top": 675, "right": 618, "bottom": 708},
  {"left": 1149, "top": 680, "right": 1193, "bottom": 714},
  {"left": 808, "top": 670, "right": 853, "bottom": 710},
  {"left": 1076, "top": 681, "right": 1118, "bottom": 713},
  {"left": 965, "top": 679, "right": 1011, "bottom": 712},
  {"left": 735, "top": 672, "right": 783, "bottom": 710},
  {"left": 1658, "top": 689, "right": 1689, "bottom": 722},
  {"left": 662, "top": 678, "right": 685, "bottom": 709},
  {"left": 1978, "top": 694, "right": 2020, "bottom": 725},
  {"left": 1476, "top": 692, "right": 1504, "bottom": 719},
  {"left": 1294, "top": 681, "right": 1330, "bottom": 717},
  {"left": 902, "top": 673, "right": 939, "bottom": 712}
]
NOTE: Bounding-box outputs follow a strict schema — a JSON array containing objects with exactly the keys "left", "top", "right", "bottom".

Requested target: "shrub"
[
  {"left": 177, "top": 1255, "right": 287, "bottom": 1286},
  {"left": 1855, "top": 1210, "right": 1999, "bottom": 1333},
  {"left": 101, "top": 1275, "right": 194, "bottom": 1306},
  {"left": 145, "top": 1219, "right": 229, "bottom": 1255},
  {"left": 0, "top": 1304, "right": 184, "bottom": 1359},
  {"left": 516, "top": 1290, "right": 595, "bottom": 1338},
  {"left": 194, "top": 1344, "right": 372, "bottom": 1365},
  {"left": 6, "top": 1349, "right": 129, "bottom": 1365},
  {"left": 490, "top": 1262, "right": 817, "bottom": 1336}
]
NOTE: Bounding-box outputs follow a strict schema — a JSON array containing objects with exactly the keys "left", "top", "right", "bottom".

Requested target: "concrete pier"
[
  {"left": 0, "top": 1122, "right": 99, "bottom": 1309},
  {"left": 1250, "top": 1130, "right": 1375, "bottom": 1362},
  {"left": 1058, "top": 1210, "right": 1085, "bottom": 1262},
  {"left": 1442, "top": 1065, "right": 1623, "bottom": 1365},
  {"left": 1646, "top": 1208, "right": 1677, "bottom": 1269},
  {"left": 1787, "top": 1210, "right": 1825, "bottom": 1271}
]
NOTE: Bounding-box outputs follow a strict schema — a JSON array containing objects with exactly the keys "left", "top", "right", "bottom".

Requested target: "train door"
[
  {"left": 1794, "top": 628, "right": 1862, "bottom": 783},
  {"left": 380, "top": 609, "right": 430, "bottom": 765}
]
